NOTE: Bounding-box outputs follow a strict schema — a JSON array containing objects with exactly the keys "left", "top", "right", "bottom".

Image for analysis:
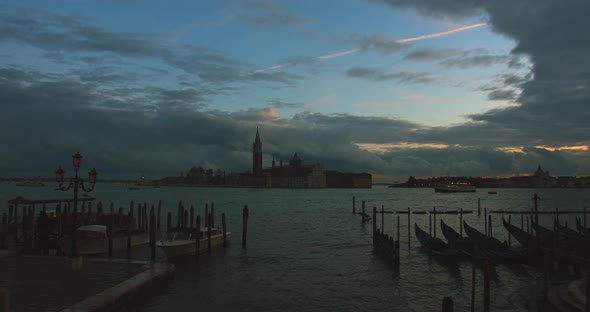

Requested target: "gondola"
[
  {"left": 440, "top": 219, "right": 479, "bottom": 260},
  {"left": 415, "top": 223, "right": 460, "bottom": 261},
  {"left": 502, "top": 217, "right": 536, "bottom": 247},
  {"left": 553, "top": 220, "right": 579, "bottom": 236},
  {"left": 463, "top": 221, "right": 506, "bottom": 251},
  {"left": 451, "top": 220, "right": 521, "bottom": 264}
]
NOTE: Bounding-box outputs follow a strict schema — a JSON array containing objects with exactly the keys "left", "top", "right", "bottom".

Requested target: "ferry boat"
[
  {"left": 434, "top": 182, "right": 476, "bottom": 193},
  {"left": 16, "top": 180, "right": 45, "bottom": 187}
]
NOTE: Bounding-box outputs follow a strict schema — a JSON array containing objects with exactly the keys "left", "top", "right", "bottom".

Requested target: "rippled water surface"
[{"left": 2, "top": 183, "right": 589, "bottom": 311}]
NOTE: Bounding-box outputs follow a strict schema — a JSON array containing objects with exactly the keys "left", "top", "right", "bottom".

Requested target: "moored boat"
[
  {"left": 62, "top": 224, "right": 149, "bottom": 256},
  {"left": 434, "top": 182, "right": 476, "bottom": 193},
  {"left": 157, "top": 227, "right": 231, "bottom": 259},
  {"left": 415, "top": 223, "right": 460, "bottom": 261}
]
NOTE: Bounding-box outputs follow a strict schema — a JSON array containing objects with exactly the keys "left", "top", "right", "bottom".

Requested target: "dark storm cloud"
[
  {"left": 0, "top": 65, "right": 587, "bottom": 178},
  {"left": 403, "top": 48, "right": 459, "bottom": 62},
  {"left": 487, "top": 89, "right": 517, "bottom": 101},
  {"left": 373, "top": 0, "right": 590, "bottom": 150},
  {"left": 439, "top": 54, "right": 514, "bottom": 69},
  {"left": 346, "top": 66, "right": 433, "bottom": 84}
]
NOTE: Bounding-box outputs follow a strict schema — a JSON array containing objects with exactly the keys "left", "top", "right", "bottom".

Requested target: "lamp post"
[{"left": 55, "top": 152, "right": 98, "bottom": 257}]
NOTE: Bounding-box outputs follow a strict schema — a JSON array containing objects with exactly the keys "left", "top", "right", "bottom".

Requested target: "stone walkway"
[{"left": 0, "top": 255, "right": 148, "bottom": 312}]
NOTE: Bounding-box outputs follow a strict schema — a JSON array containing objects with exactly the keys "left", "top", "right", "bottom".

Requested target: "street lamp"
[{"left": 55, "top": 152, "right": 98, "bottom": 257}]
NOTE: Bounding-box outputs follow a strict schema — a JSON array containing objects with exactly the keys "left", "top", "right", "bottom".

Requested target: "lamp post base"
[{"left": 68, "top": 255, "right": 84, "bottom": 271}]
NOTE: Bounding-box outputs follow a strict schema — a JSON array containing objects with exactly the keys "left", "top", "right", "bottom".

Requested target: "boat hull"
[
  {"left": 157, "top": 232, "right": 231, "bottom": 259},
  {"left": 62, "top": 233, "right": 149, "bottom": 256},
  {"left": 435, "top": 187, "right": 476, "bottom": 193}
]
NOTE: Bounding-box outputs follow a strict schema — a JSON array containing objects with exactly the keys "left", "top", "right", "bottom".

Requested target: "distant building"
[
  {"left": 252, "top": 127, "right": 263, "bottom": 176},
  {"left": 228, "top": 128, "right": 371, "bottom": 188}
]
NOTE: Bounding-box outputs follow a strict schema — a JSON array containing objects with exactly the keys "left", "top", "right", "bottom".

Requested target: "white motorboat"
[
  {"left": 62, "top": 224, "right": 149, "bottom": 256},
  {"left": 157, "top": 227, "right": 231, "bottom": 259}
]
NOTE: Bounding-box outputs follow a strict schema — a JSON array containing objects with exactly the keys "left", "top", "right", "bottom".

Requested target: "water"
[{"left": 2, "top": 182, "right": 590, "bottom": 311}]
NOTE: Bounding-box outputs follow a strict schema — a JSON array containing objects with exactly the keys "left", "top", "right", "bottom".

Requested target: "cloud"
[
  {"left": 372, "top": 0, "right": 484, "bottom": 20},
  {"left": 346, "top": 66, "right": 433, "bottom": 84},
  {"left": 0, "top": 65, "right": 588, "bottom": 179},
  {"left": 236, "top": 0, "right": 305, "bottom": 27},
  {"left": 0, "top": 9, "right": 302, "bottom": 86},
  {"left": 266, "top": 98, "right": 306, "bottom": 109},
  {"left": 487, "top": 89, "right": 517, "bottom": 101},
  {"left": 403, "top": 48, "right": 459, "bottom": 61},
  {"left": 439, "top": 54, "right": 514, "bottom": 68},
  {"left": 372, "top": 0, "right": 590, "bottom": 156}
]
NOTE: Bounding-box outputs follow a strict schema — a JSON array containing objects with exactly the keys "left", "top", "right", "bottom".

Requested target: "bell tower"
[{"left": 252, "top": 127, "right": 262, "bottom": 175}]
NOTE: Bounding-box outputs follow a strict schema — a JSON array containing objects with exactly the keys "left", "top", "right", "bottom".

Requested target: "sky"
[{"left": 1, "top": 0, "right": 589, "bottom": 182}]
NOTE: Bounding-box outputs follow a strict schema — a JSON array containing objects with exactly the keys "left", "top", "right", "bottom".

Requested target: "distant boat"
[
  {"left": 434, "top": 182, "right": 476, "bottom": 193},
  {"left": 16, "top": 180, "right": 45, "bottom": 187}
]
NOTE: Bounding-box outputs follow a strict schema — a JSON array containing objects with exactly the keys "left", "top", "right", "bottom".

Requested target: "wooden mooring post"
[
  {"left": 478, "top": 198, "right": 481, "bottom": 216},
  {"left": 207, "top": 213, "right": 212, "bottom": 255},
  {"left": 361, "top": 201, "right": 366, "bottom": 224},
  {"left": 176, "top": 201, "right": 182, "bottom": 229},
  {"left": 205, "top": 204, "right": 209, "bottom": 228},
  {"left": 429, "top": 213, "right": 432, "bottom": 237},
  {"left": 433, "top": 207, "right": 437, "bottom": 239},
  {"left": 150, "top": 208, "right": 156, "bottom": 261},
  {"left": 167, "top": 212, "right": 171, "bottom": 233},
  {"left": 470, "top": 261, "right": 476, "bottom": 312},
  {"left": 0, "top": 288, "right": 9, "bottom": 312},
  {"left": 211, "top": 202, "right": 215, "bottom": 228},
  {"left": 157, "top": 200, "right": 162, "bottom": 230},
  {"left": 484, "top": 208, "right": 488, "bottom": 236},
  {"left": 0, "top": 213, "right": 6, "bottom": 249},
  {"left": 534, "top": 193, "right": 539, "bottom": 226},
  {"left": 352, "top": 196, "right": 355, "bottom": 214},
  {"left": 442, "top": 297, "right": 454, "bottom": 312},
  {"left": 222, "top": 213, "right": 227, "bottom": 248},
  {"left": 381, "top": 205, "right": 384, "bottom": 232},
  {"left": 242, "top": 205, "right": 249, "bottom": 248},
  {"left": 483, "top": 261, "right": 491, "bottom": 312},
  {"left": 584, "top": 206, "right": 587, "bottom": 228},
  {"left": 8, "top": 206, "right": 13, "bottom": 225},
  {"left": 127, "top": 211, "right": 132, "bottom": 254},
  {"left": 190, "top": 205, "right": 194, "bottom": 229},
  {"left": 407, "top": 207, "right": 411, "bottom": 249},
  {"left": 508, "top": 216, "right": 512, "bottom": 248},
  {"left": 526, "top": 216, "right": 532, "bottom": 234},
  {"left": 372, "top": 206, "right": 377, "bottom": 245},
  {"left": 460, "top": 208, "right": 463, "bottom": 236},
  {"left": 108, "top": 205, "right": 114, "bottom": 258},
  {"left": 397, "top": 215, "right": 400, "bottom": 242},
  {"left": 555, "top": 207, "right": 559, "bottom": 224},
  {"left": 488, "top": 215, "right": 493, "bottom": 238},
  {"left": 195, "top": 215, "right": 201, "bottom": 262}
]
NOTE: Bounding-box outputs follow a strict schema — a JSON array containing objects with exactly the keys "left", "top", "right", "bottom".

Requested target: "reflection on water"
[{"left": 2, "top": 185, "right": 590, "bottom": 311}]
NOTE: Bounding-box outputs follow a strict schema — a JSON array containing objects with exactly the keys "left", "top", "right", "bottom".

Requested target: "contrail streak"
[{"left": 254, "top": 22, "right": 487, "bottom": 73}]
